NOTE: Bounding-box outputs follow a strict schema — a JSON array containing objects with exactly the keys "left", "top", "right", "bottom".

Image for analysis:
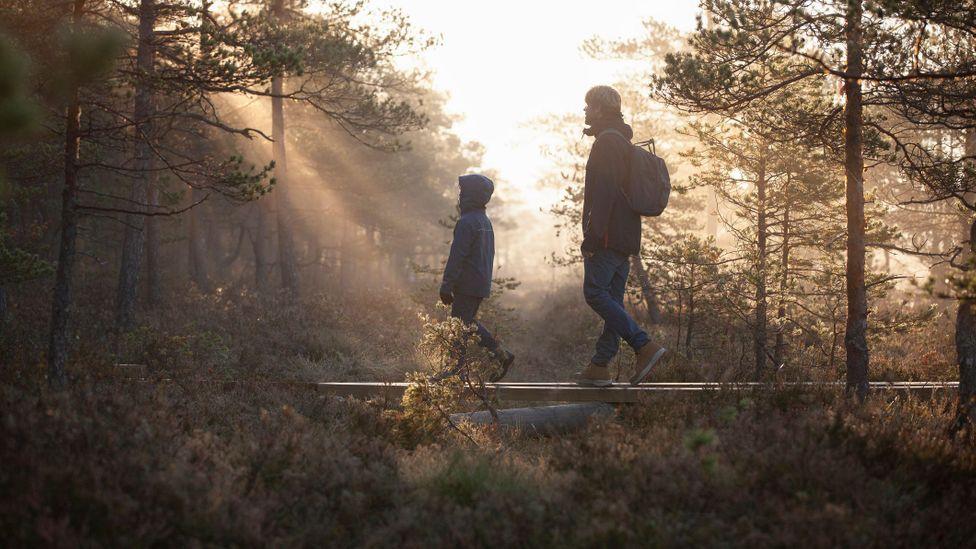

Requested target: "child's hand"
[{"left": 439, "top": 291, "right": 454, "bottom": 306}]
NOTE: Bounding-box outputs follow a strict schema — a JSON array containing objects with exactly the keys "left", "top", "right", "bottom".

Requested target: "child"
[{"left": 436, "top": 174, "right": 515, "bottom": 381}]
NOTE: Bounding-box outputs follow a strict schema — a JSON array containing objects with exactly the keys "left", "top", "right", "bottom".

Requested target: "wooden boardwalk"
[{"left": 315, "top": 381, "right": 959, "bottom": 404}]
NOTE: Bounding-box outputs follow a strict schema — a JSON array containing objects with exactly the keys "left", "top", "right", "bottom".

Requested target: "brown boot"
[
  {"left": 575, "top": 362, "right": 612, "bottom": 387},
  {"left": 629, "top": 340, "right": 667, "bottom": 385}
]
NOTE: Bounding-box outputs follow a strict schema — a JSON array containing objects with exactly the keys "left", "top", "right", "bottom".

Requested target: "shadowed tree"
[
  {"left": 653, "top": 0, "right": 974, "bottom": 399},
  {"left": 3, "top": 0, "right": 130, "bottom": 387},
  {"left": 0, "top": 34, "right": 49, "bottom": 324},
  {"left": 229, "top": 0, "right": 432, "bottom": 295},
  {"left": 0, "top": 0, "right": 278, "bottom": 382},
  {"left": 114, "top": 0, "right": 157, "bottom": 328}
]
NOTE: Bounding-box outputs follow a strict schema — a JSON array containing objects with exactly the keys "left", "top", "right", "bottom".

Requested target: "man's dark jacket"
[
  {"left": 441, "top": 174, "right": 495, "bottom": 298},
  {"left": 581, "top": 117, "right": 642, "bottom": 256}
]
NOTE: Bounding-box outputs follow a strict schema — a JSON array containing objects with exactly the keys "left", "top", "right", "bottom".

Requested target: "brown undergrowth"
[
  {"left": 2, "top": 369, "right": 975, "bottom": 547},
  {"left": 1, "top": 285, "right": 973, "bottom": 546}
]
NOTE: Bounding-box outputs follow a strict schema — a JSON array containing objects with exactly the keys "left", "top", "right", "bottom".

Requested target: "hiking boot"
[
  {"left": 629, "top": 340, "right": 667, "bottom": 386},
  {"left": 489, "top": 349, "right": 515, "bottom": 382},
  {"left": 575, "top": 362, "right": 613, "bottom": 387}
]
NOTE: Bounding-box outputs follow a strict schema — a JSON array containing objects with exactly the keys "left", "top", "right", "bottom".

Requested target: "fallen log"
[{"left": 449, "top": 402, "right": 615, "bottom": 436}]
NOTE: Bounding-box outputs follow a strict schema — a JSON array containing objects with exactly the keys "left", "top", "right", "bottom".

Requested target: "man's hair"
[{"left": 585, "top": 85, "right": 622, "bottom": 113}]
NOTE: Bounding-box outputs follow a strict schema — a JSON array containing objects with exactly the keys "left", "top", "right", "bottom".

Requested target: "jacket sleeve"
[
  {"left": 440, "top": 218, "right": 474, "bottom": 294},
  {"left": 582, "top": 137, "right": 616, "bottom": 251}
]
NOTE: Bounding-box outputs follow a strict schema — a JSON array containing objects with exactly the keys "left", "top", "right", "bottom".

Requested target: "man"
[
  {"left": 575, "top": 85, "right": 667, "bottom": 387},
  {"left": 437, "top": 174, "right": 515, "bottom": 382}
]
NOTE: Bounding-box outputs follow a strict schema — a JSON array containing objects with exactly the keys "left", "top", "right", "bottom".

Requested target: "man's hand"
[{"left": 439, "top": 291, "right": 454, "bottom": 306}]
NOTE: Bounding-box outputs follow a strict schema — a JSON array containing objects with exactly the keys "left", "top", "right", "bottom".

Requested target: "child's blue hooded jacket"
[{"left": 440, "top": 174, "right": 495, "bottom": 298}]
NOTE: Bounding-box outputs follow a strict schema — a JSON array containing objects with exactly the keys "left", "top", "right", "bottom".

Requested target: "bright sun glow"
[
  {"left": 383, "top": 0, "right": 699, "bottom": 193},
  {"left": 372, "top": 0, "right": 701, "bottom": 292}
]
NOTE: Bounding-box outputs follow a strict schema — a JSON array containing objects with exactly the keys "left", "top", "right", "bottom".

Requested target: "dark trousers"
[
  {"left": 451, "top": 293, "right": 499, "bottom": 353},
  {"left": 583, "top": 249, "right": 649, "bottom": 365}
]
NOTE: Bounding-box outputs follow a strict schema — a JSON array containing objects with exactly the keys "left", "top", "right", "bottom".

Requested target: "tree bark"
[
  {"left": 956, "top": 276, "right": 976, "bottom": 432},
  {"left": 953, "top": 128, "right": 976, "bottom": 432},
  {"left": 844, "top": 0, "right": 870, "bottom": 400},
  {"left": 271, "top": 0, "right": 300, "bottom": 296},
  {"left": 754, "top": 141, "right": 769, "bottom": 380},
  {"left": 47, "top": 0, "right": 86, "bottom": 389},
  {"left": 630, "top": 255, "right": 662, "bottom": 324},
  {"left": 774, "top": 190, "right": 791, "bottom": 367},
  {"left": 0, "top": 286, "right": 7, "bottom": 324},
  {"left": 251, "top": 199, "right": 272, "bottom": 288},
  {"left": 145, "top": 182, "right": 160, "bottom": 304},
  {"left": 115, "top": 0, "right": 156, "bottom": 329}
]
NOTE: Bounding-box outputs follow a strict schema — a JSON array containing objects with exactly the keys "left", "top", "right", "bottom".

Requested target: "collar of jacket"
[{"left": 583, "top": 112, "right": 627, "bottom": 137}]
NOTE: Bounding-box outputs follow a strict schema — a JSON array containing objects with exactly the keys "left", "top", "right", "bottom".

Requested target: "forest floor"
[{"left": 2, "top": 284, "right": 974, "bottom": 546}]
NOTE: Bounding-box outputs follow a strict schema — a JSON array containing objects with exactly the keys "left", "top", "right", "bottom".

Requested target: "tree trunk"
[
  {"left": 844, "top": 0, "right": 870, "bottom": 400},
  {"left": 0, "top": 286, "right": 7, "bottom": 324},
  {"left": 754, "top": 141, "right": 769, "bottom": 380},
  {"left": 271, "top": 0, "right": 299, "bottom": 296},
  {"left": 47, "top": 0, "right": 86, "bottom": 389},
  {"left": 188, "top": 186, "right": 210, "bottom": 292},
  {"left": 630, "top": 255, "right": 663, "bottom": 324},
  {"left": 774, "top": 192, "right": 791, "bottom": 367},
  {"left": 145, "top": 182, "right": 160, "bottom": 304},
  {"left": 188, "top": 2, "right": 212, "bottom": 293},
  {"left": 829, "top": 306, "right": 840, "bottom": 371},
  {"left": 252, "top": 200, "right": 272, "bottom": 288},
  {"left": 115, "top": 0, "right": 156, "bottom": 330},
  {"left": 953, "top": 128, "right": 976, "bottom": 432},
  {"left": 685, "top": 267, "right": 695, "bottom": 354},
  {"left": 956, "top": 283, "right": 976, "bottom": 432}
]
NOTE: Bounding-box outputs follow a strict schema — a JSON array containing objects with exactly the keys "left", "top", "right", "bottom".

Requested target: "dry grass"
[
  {"left": 2, "top": 283, "right": 974, "bottom": 546},
  {"left": 2, "top": 371, "right": 975, "bottom": 547}
]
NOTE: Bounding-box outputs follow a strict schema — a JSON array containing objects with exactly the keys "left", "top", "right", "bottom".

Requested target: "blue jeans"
[
  {"left": 583, "top": 249, "right": 649, "bottom": 365},
  {"left": 451, "top": 293, "right": 499, "bottom": 360}
]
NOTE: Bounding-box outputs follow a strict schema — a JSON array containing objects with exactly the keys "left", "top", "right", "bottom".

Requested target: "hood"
[
  {"left": 458, "top": 174, "right": 494, "bottom": 212},
  {"left": 583, "top": 112, "right": 634, "bottom": 140}
]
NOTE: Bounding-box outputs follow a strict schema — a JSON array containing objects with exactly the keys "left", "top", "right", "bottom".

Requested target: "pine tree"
[{"left": 652, "top": 0, "right": 973, "bottom": 398}]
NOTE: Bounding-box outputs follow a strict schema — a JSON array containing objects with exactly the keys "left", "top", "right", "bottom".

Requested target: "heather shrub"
[
  {"left": 118, "top": 326, "right": 233, "bottom": 376},
  {"left": 3, "top": 275, "right": 976, "bottom": 547},
  {"left": 396, "top": 311, "right": 504, "bottom": 445},
  {"left": 2, "top": 361, "right": 976, "bottom": 547}
]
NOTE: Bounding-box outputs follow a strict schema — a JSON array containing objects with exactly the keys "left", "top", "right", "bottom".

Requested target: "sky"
[
  {"left": 385, "top": 0, "right": 700, "bottom": 191},
  {"left": 371, "top": 1, "right": 701, "bottom": 293},
  {"left": 361, "top": 2, "right": 931, "bottom": 295}
]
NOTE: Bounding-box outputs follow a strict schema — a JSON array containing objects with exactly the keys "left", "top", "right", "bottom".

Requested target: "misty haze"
[{"left": 2, "top": 0, "right": 976, "bottom": 546}]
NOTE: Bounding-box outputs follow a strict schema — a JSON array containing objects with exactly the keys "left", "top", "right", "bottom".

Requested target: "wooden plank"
[{"left": 314, "top": 381, "right": 959, "bottom": 403}]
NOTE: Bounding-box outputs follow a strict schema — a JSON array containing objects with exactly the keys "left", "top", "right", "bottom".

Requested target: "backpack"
[{"left": 599, "top": 128, "right": 671, "bottom": 217}]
